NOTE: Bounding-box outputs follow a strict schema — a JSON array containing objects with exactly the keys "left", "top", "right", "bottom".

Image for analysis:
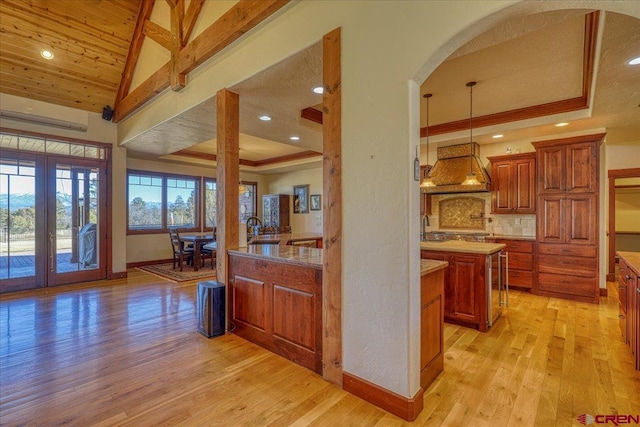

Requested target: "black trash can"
[{"left": 196, "top": 281, "right": 225, "bottom": 338}]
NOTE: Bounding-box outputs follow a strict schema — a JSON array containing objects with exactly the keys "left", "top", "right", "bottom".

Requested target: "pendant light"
[
  {"left": 420, "top": 93, "right": 435, "bottom": 188},
  {"left": 462, "top": 81, "right": 481, "bottom": 186}
]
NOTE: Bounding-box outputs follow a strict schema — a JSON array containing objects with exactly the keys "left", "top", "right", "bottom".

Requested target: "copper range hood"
[{"left": 421, "top": 142, "right": 490, "bottom": 194}]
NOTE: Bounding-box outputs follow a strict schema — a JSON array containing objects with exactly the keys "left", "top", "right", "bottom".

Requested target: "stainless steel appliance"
[{"left": 487, "top": 250, "right": 508, "bottom": 327}]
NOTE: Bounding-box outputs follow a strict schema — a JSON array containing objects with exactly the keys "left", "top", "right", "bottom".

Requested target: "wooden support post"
[
  {"left": 216, "top": 89, "right": 240, "bottom": 287},
  {"left": 170, "top": 0, "right": 186, "bottom": 90},
  {"left": 322, "top": 27, "right": 342, "bottom": 386}
]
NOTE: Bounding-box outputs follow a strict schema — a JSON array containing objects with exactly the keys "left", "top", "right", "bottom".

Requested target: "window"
[
  {"left": 127, "top": 170, "right": 199, "bottom": 233},
  {"left": 203, "top": 179, "right": 257, "bottom": 229}
]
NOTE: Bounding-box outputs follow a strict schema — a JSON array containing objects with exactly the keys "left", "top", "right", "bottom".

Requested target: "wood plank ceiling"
[{"left": 0, "top": 0, "right": 140, "bottom": 113}]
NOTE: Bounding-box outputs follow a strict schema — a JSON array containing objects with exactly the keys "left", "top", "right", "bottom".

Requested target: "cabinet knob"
[
  {"left": 626, "top": 275, "right": 631, "bottom": 280},
  {"left": 637, "top": 288, "right": 640, "bottom": 294},
  {"left": 619, "top": 286, "right": 625, "bottom": 290},
  {"left": 619, "top": 314, "right": 625, "bottom": 319}
]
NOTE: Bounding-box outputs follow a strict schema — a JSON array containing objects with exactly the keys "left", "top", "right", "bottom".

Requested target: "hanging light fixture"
[
  {"left": 462, "top": 81, "right": 481, "bottom": 186},
  {"left": 420, "top": 93, "right": 435, "bottom": 189}
]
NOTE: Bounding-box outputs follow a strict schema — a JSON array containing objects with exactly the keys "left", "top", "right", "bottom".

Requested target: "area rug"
[{"left": 137, "top": 263, "right": 216, "bottom": 283}]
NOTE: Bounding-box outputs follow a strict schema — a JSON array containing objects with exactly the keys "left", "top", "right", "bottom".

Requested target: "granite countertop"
[
  {"left": 248, "top": 232, "right": 322, "bottom": 245},
  {"left": 421, "top": 259, "right": 448, "bottom": 276},
  {"left": 487, "top": 234, "right": 536, "bottom": 241},
  {"left": 618, "top": 251, "right": 640, "bottom": 274},
  {"left": 228, "top": 243, "right": 322, "bottom": 269},
  {"left": 420, "top": 241, "right": 506, "bottom": 255}
]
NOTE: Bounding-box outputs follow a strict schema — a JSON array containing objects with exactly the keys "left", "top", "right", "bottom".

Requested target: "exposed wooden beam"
[
  {"left": 114, "top": 0, "right": 290, "bottom": 122},
  {"left": 301, "top": 107, "right": 323, "bottom": 124},
  {"left": 182, "top": 0, "right": 205, "bottom": 44},
  {"left": 178, "top": 0, "right": 290, "bottom": 75},
  {"left": 419, "top": 11, "right": 599, "bottom": 139},
  {"left": 322, "top": 27, "right": 343, "bottom": 387},
  {"left": 216, "top": 89, "right": 240, "bottom": 292},
  {"left": 114, "top": 0, "right": 155, "bottom": 110},
  {"left": 143, "top": 20, "right": 170, "bottom": 50},
  {"left": 170, "top": 0, "right": 186, "bottom": 91},
  {"left": 165, "top": 0, "right": 177, "bottom": 8}
]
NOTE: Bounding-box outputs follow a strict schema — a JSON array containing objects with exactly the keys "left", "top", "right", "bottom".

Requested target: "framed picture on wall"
[
  {"left": 310, "top": 194, "right": 321, "bottom": 211},
  {"left": 293, "top": 185, "right": 309, "bottom": 214}
]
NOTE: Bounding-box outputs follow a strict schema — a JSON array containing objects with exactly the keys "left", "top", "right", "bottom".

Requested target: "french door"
[{"left": 0, "top": 152, "right": 107, "bottom": 292}]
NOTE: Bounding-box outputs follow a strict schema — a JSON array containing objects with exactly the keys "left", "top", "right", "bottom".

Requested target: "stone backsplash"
[{"left": 425, "top": 193, "right": 536, "bottom": 237}]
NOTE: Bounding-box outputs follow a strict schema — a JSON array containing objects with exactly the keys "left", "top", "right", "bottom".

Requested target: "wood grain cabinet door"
[
  {"left": 538, "top": 195, "right": 564, "bottom": 243},
  {"left": 538, "top": 145, "right": 565, "bottom": 193},
  {"left": 565, "top": 142, "right": 597, "bottom": 193},
  {"left": 564, "top": 194, "right": 597, "bottom": 245},
  {"left": 513, "top": 156, "right": 536, "bottom": 212}
]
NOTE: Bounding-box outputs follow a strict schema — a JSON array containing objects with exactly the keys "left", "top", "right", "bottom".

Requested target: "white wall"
[
  {"left": 116, "top": 0, "right": 640, "bottom": 400},
  {"left": 266, "top": 167, "right": 323, "bottom": 234}
]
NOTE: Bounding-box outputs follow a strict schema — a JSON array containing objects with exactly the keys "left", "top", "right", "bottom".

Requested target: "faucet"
[
  {"left": 421, "top": 214, "right": 430, "bottom": 241},
  {"left": 246, "top": 216, "right": 262, "bottom": 236}
]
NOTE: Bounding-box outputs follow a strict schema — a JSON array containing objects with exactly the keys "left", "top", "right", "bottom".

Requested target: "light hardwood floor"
[{"left": 1, "top": 270, "right": 638, "bottom": 426}]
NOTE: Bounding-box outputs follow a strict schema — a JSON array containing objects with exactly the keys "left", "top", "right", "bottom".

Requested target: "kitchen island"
[
  {"left": 227, "top": 241, "right": 323, "bottom": 373},
  {"left": 421, "top": 241, "right": 506, "bottom": 332}
]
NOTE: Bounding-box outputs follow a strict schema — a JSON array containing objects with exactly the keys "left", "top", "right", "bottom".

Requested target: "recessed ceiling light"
[
  {"left": 313, "top": 86, "right": 324, "bottom": 94},
  {"left": 555, "top": 122, "right": 569, "bottom": 127},
  {"left": 628, "top": 56, "right": 640, "bottom": 65},
  {"left": 492, "top": 134, "right": 503, "bottom": 139},
  {"left": 40, "top": 49, "right": 54, "bottom": 60},
  {"left": 290, "top": 136, "right": 300, "bottom": 141},
  {"left": 258, "top": 115, "right": 271, "bottom": 121}
]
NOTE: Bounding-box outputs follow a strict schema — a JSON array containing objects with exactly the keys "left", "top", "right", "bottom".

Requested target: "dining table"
[{"left": 180, "top": 233, "right": 215, "bottom": 271}]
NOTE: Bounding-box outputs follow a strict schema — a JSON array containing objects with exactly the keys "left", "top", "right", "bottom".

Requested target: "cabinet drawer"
[
  {"left": 619, "top": 283, "right": 627, "bottom": 311},
  {"left": 508, "top": 270, "right": 532, "bottom": 288},
  {"left": 538, "top": 273, "right": 597, "bottom": 297},
  {"left": 508, "top": 253, "right": 533, "bottom": 271},
  {"left": 496, "top": 240, "right": 533, "bottom": 253},
  {"left": 619, "top": 302, "right": 626, "bottom": 341},
  {"left": 538, "top": 244, "right": 597, "bottom": 258},
  {"left": 538, "top": 254, "right": 597, "bottom": 278}
]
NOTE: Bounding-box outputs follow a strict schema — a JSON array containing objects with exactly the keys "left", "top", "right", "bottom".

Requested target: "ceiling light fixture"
[
  {"left": 290, "top": 136, "right": 300, "bottom": 141},
  {"left": 462, "top": 81, "right": 481, "bottom": 186},
  {"left": 420, "top": 93, "right": 435, "bottom": 189},
  {"left": 258, "top": 115, "right": 272, "bottom": 121},
  {"left": 555, "top": 122, "right": 569, "bottom": 127},
  {"left": 628, "top": 56, "right": 640, "bottom": 65},
  {"left": 492, "top": 134, "right": 504, "bottom": 139},
  {"left": 40, "top": 49, "right": 54, "bottom": 60},
  {"left": 313, "top": 86, "right": 324, "bottom": 94}
]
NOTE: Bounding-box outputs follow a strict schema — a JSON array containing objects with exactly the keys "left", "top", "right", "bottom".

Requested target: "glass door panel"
[
  {"left": 48, "top": 161, "right": 105, "bottom": 286},
  {"left": 0, "top": 155, "right": 44, "bottom": 292}
]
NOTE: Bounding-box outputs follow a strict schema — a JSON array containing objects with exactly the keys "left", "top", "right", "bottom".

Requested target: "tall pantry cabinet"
[{"left": 533, "top": 133, "right": 604, "bottom": 304}]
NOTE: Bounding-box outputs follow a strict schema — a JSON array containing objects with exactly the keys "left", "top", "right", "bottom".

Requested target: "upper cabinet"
[
  {"left": 537, "top": 141, "right": 598, "bottom": 193},
  {"left": 488, "top": 153, "right": 536, "bottom": 214}
]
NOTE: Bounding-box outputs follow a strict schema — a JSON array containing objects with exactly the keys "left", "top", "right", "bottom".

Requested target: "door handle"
[{"left": 49, "top": 232, "right": 54, "bottom": 272}]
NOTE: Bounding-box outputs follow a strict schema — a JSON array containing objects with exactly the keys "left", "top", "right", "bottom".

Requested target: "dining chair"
[
  {"left": 201, "top": 245, "right": 216, "bottom": 269},
  {"left": 169, "top": 229, "right": 194, "bottom": 271}
]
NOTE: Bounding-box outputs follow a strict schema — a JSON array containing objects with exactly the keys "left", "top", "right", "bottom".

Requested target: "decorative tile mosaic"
[{"left": 438, "top": 196, "right": 485, "bottom": 230}]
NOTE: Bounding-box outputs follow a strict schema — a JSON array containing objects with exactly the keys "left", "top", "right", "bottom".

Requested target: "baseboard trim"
[
  {"left": 126, "top": 259, "right": 173, "bottom": 269},
  {"left": 342, "top": 372, "right": 423, "bottom": 421},
  {"left": 600, "top": 287, "right": 608, "bottom": 297},
  {"left": 107, "top": 271, "right": 128, "bottom": 279}
]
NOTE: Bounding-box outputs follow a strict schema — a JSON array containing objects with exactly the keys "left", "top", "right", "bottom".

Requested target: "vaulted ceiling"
[
  {"left": 1, "top": 2, "right": 639, "bottom": 171},
  {"left": 0, "top": 0, "right": 140, "bottom": 113}
]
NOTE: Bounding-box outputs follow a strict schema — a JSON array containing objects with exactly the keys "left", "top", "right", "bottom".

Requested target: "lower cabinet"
[
  {"left": 486, "top": 238, "right": 534, "bottom": 289},
  {"left": 228, "top": 254, "right": 323, "bottom": 373},
  {"left": 421, "top": 250, "right": 487, "bottom": 332},
  {"left": 537, "top": 243, "right": 598, "bottom": 303},
  {"left": 618, "top": 254, "right": 640, "bottom": 371},
  {"left": 420, "top": 267, "right": 444, "bottom": 389}
]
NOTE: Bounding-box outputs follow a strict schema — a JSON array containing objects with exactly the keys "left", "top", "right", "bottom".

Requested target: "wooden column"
[
  {"left": 216, "top": 89, "right": 240, "bottom": 287},
  {"left": 323, "top": 27, "right": 342, "bottom": 386}
]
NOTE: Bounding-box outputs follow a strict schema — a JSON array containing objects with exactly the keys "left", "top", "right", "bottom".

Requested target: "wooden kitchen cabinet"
[
  {"left": 228, "top": 253, "right": 322, "bottom": 373},
  {"left": 421, "top": 250, "right": 487, "bottom": 332},
  {"left": 618, "top": 253, "right": 640, "bottom": 371},
  {"left": 420, "top": 262, "right": 446, "bottom": 389},
  {"left": 486, "top": 238, "right": 534, "bottom": 289},
  {"left": 533, "top": 134, "right": 603, "bottom": 304},
  {"left": 262, "top": 194, "right": 290, "bottom": 229},
  {"left": 488, "top": 153, "right": 536, "bottom": 214}
]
